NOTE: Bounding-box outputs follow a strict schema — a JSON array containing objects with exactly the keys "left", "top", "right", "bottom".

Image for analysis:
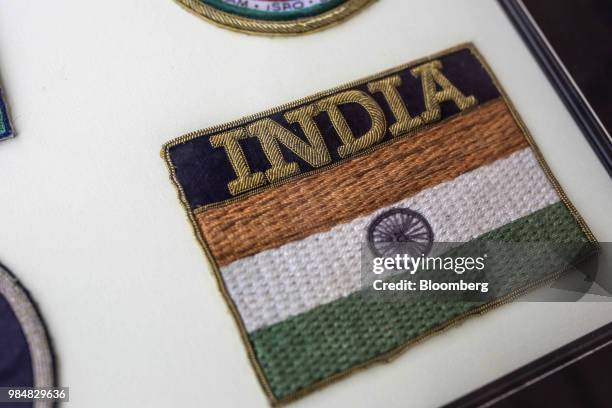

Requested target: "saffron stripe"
[
  {"left": 248, "top": 202, "right": 590, "bottom": 400},
  {"left": 221, "top": 148, "right": 560, "bottom": 333},
  {"left": 198, "top": 99, "right": 528, "bottom": 266}
]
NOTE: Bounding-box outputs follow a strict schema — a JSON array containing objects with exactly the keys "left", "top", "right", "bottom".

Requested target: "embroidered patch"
[
  {"left": 0, "top": 264, "right": 55, "bottom": 400},
  {"left": 0, "top": 89, "right": 13, "bottom": 141},
  {"left": 161, "top": 44, "right": 596, "bottom": 404},
  {"left": 175, "top": 0, "right": 373, "bottom": 35}
]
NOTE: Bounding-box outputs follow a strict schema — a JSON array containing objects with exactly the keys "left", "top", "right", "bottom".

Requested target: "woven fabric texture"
[
  {"left": 249, "top": 203, "right": 590, "bottom": 399},
  {"left": 198, "top": 100, "right": 527, "bottom": 266},
  {"left": 222, "top": 148, "right": 560, "bottom": 332}
]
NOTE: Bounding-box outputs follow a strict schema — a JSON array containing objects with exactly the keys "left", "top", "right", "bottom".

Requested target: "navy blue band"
[{"left": 168, "top": 48, "right": 501, "bottom": 210}]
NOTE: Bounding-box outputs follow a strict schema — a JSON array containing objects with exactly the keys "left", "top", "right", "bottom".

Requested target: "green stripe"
[
  {"left": 249, "top": 202, "right": 593, "bottom": 399},
  {"left": 201, "top": 0, "right": 347, "bottom": 21}
]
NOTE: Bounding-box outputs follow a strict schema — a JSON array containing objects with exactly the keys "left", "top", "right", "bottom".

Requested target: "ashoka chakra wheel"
[{"left": 367, "top": 208, "right": 434, "bottom": 257}]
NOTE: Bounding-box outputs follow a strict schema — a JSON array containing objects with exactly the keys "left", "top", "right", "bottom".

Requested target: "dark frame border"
[
  {"left": 444, "top": 320, "right": 612, "bottom": 407},
  {"left": 498, "top": 0, "right": 612, "bottom": 179}
]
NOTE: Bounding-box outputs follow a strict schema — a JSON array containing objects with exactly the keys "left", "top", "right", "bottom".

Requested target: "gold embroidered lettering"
[
  {"left": 411, "top": 60, "right": 477, "bottom": 123},
  {"left": 316, "top": 90, "right": 386, "bottom": 158},
  {"left": 247, "top": 112, "right": 331, "bottom": 183},
  {"left": 210, "top": 128, "right": 267, "bottom": 196},
  {"left": 367, "top": 75, "right": 423, "bottom": 136}
]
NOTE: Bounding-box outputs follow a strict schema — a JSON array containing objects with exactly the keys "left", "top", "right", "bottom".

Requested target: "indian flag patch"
[{"left": 162, "top": 44, "right": 596, "bottom": 404}]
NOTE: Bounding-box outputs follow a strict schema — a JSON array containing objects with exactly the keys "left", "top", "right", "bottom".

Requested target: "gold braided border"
[{"left": 174, "top": 0, "right": 376, "bottom": 35}]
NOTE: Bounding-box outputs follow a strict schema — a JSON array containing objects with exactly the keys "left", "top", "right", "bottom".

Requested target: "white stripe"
[{"left": 221, "top": 149, "right": 560, "bottom": 332}]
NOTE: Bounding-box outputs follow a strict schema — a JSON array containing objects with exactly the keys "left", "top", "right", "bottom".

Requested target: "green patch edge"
[{"left": 200, "top": 0, "right": 348, "bottom": 21}]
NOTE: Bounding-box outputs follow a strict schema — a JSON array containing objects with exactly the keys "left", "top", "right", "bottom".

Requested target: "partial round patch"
[
  {"left": 175, "top": 0, "right": 374, "bottom": 35},
  {"left": 0, "top": 264, "right": 55, "bottom": 407},
  {"left": 368, "top": 208, "right": 434, "bottom": 258}
]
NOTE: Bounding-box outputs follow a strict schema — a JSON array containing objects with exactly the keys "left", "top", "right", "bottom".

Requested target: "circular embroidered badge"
[
  {"left": 368, "top": 208, "right": 434, "bottom": 258},
  {"left": 175, "top": 0, "right": 374, "bottom": 35}
]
